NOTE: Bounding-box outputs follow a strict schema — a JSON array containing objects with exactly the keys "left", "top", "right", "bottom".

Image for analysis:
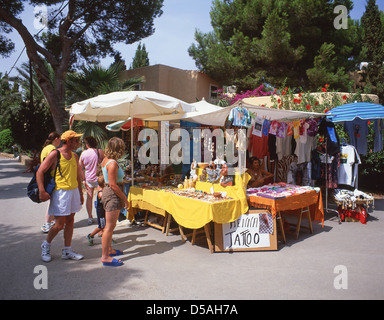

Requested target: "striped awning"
[{"left": 326, "top": 102, "right": 384, "bottom": 123}]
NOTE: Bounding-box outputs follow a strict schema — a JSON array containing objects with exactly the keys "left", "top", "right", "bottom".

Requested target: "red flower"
[
  {"left": 321, "top": 88, "right": 327, "bottom": 92},
  {"left": 343, "top": 95, "right": 347, "bottom": 100},
  {"left": 282, "top": 91, "right": 286, "bottom": 95},
  {"left": 277, "top": 99, "right": 281, "bottom": 103},
  {"left": 306, "top": 105, "right": 311, "bottom": 110},
  {"left": 298, "top": 93, "right": 302, "bottom": 97},
  {"left": 324, "top": 108, "right": 330, "bottom": 113},
  {"left": 315, "top": 101, "right": 319, "bottom": 106},
  {"left": 285, "top": 87, "right": 288, "bottom": 91},
  {"left": 319, "top": 137, "right": 324, "bottom": 143},
  {"left": 325, "top": 84, "right": 329, "bottom": 88}
]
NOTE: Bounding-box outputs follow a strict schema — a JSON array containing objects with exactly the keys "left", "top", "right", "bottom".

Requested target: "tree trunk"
[
  {"left": 31, "top": 57, "right": 68, "bottom": 134},
  {"left": 0, "top": 7, "right": 71, "bottom": 134}
]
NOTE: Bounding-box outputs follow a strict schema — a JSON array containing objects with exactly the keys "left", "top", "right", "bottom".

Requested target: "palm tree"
[
  {"left": 66, "top": 61, "right": 144, "bottom": 103},
  {"left": 66, "top": 61, "right": 144, "bottom": 148}
]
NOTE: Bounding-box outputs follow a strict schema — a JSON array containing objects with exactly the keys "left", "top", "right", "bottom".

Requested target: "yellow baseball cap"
[{"left": 61, "top": 130, "right": 83, "bottom": 141}]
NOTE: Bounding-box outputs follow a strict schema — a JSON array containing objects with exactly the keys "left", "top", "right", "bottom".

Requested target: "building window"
[{"left": 210, "top": 85, "right": 218, "bottom": 101}]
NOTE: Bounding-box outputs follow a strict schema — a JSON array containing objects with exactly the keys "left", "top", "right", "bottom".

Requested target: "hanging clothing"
[
  {"left": 299, "top": 121, "right": 309, "bottom": 144},
  {"left": 318, "top": 119, "right": 340, "bottom": 156},
  {"left": 276, "top": 155, "right": 296, "bottom": 183},
  {"left": 311, "top": 150, "right": 321, "bottom": 181},
  {"left": 338, "top": 145, "right": 361, "bottom": 187},
  {"left": 306, "top": 118, "right": 320, "bottom": 137},
  {"left": 293, "top": 120, "right": 301, "bottom": 139},
  {"left": 295, "top": 135, "right": 316, "bottom": 164},
  {"left": 286, "top": 122, "right": 294, "bottom": 136},
  {"left": 248, "top": 124, "right": 269, "bottom": 158},
  {"left": 269, "top": 120, "right": 280, "bottom": 135},
  {"left": 252, "top": 116, "right": 264, "bottom": 137},
  {"left": 262, "top": 119, "right": 271, "bottom": 136},
  {"left": 276, "top": 122, "right": 287, "bottom": 139},
  {"left": 268, "top": 134, "right": 277, "bottom": 160},
  {"left": 321, "top": 153, "right": 340, "bottom": 189},
  {"left": 374, "top": 119, "right": 383, "bottom": 152},
  {"left": 276, "top": 124, "right": 292, "bottom": 161},
  {"left": 228, "top": 107, "right": 251, "bottom": 127},
  {"left": 343, "top": 118, "right": 369, "bottom": 155}
]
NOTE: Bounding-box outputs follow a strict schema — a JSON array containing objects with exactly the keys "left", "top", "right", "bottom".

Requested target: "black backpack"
[{"left": 27, "top": 150, "right": 62, "bottom": 203}]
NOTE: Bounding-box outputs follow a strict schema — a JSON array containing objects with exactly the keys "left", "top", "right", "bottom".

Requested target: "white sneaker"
[
  {"left": 88, "top": 218, "right": 94, "bottom": 225},
  {"left": 61, "top": 248, "right": 84, "bottom": 261},
  {"left": 41, "top": 222, "right": 51, "bottom": 233},
  {"left": 41, "top": 241, "right": 52, "bottom": 262}
]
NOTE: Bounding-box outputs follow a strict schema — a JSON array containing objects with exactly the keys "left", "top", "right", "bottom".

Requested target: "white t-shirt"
[
  {"left": 252, "top": 117, "right": 263, "bottom": 137},
  {"left": 338, "top": 145, "right": 360, "bottom": 186}
]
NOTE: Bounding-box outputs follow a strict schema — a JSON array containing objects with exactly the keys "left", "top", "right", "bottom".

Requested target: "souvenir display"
[
  {"left": 165, "top": 188, "right": 232, "bottom": 203},
  {"left": 332, "top": 189, "right": 374, "bottom": 224},
  {"left": 333, "top": 189, "right": 374, "bottom": 210}
]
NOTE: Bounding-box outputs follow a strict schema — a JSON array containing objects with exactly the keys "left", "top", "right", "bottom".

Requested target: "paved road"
[{"left": 1, "top": 156, "right": 384, "bottom": 301}]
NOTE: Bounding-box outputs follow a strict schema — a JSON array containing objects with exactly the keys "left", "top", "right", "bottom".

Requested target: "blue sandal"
[
  {"left": 102, "top": 258, "right": 123, "bottom": 267},
  {"left": 109, "top": 249, "right": 124, "bottom": 257}
]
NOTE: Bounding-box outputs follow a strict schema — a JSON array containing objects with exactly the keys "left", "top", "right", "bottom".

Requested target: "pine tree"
[
  {"left": 362, "top": 0, "right": 383, "bottom": 61},
  {"left": 131, "top": 43, "right": 150, "bottom": 69},
  {"left": 188, "top": 0, "right": 356, "bottom": 91},
  {"left": 361, "top": 0, "right": 384, "bottom": 102}
]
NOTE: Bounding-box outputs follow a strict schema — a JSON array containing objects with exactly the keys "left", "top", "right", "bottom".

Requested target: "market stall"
[
  {"left": 123, "top": 100, "right": 328, "bottom": 252},
  {"left": 68, "top": 91, "right": 329, "bottom": 252},
  {"left": 324, "top": 102, "right": 384, "bottom": 223}
]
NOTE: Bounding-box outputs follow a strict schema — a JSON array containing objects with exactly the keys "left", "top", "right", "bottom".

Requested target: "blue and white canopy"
[{"left": 326, "top": 102, "right": 384, "bottom": 123}]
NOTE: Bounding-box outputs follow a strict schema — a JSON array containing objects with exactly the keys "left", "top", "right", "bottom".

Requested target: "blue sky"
[{"left": 1, "top": 0, "right": 383, "bottom": 76}]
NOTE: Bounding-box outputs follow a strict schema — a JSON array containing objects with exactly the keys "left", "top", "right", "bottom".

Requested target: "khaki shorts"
[{"left": 102, "top": 184, "right": 124, "bottom": 212}]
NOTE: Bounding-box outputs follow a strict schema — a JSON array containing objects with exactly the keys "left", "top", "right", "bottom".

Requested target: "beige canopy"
[{"left": 68, "top": 90, "right": 196, "bottom": 122}]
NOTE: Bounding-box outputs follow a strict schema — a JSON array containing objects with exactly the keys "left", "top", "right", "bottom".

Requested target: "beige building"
[{"left": 121, "top": 64, "right": 221, "bottom": 104}]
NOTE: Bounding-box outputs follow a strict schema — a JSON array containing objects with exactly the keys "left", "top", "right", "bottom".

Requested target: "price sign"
[{"left": 214, "top": 209, "right": 277, "bottom": 252}]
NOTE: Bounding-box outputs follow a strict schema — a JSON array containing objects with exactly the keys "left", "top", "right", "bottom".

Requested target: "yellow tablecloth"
[
  {"left": 127, "top": 173, "right": 250, "bottom": 229},
  {"left": 195, "top": 172, "right": 250, "bottom": 215}
]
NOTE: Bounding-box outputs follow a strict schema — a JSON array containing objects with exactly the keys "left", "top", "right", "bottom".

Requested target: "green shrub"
[{"left": 0, "top": 129, "right": 14, "bottom": 151}]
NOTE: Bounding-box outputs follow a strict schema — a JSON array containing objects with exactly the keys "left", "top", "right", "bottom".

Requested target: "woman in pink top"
[{"left": 79, "top": 136, "right": 104, "bottom": 224}]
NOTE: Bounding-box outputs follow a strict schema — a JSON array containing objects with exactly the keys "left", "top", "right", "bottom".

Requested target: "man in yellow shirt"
[
  {"left": 37, "top": 130, "right": 84, "bottom": 262},
  {"left": 39, "top": 132, "right": 61, "bottom": 233}
]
